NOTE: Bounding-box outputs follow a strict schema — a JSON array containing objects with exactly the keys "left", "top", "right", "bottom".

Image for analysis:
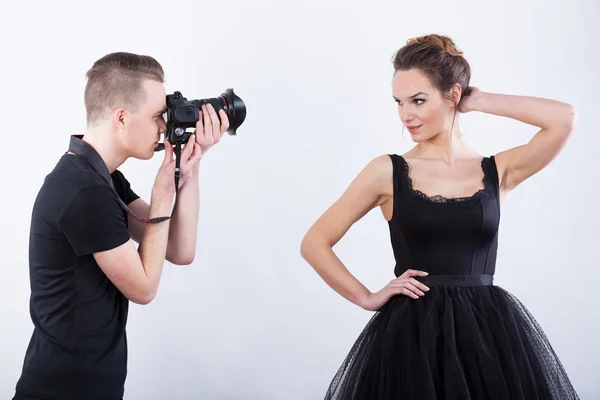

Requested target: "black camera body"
[{"left": 156, "top": 88, "right": 246, "bottom": 150}]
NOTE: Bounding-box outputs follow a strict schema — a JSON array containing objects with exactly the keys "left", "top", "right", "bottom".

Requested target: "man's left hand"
[
  {"left": 176, "top": 104, "right": 229, "bottom": 188},
  {"left": 196, "top": 104, "right": 230, "bottom": 155}
]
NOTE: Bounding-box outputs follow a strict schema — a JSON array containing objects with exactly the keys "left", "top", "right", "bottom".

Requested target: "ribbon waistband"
[{"left": 416, "top": 274, "right": 494, "bottom": 287}]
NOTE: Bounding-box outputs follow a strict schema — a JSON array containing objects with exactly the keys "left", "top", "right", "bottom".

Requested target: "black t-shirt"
[{"left": 14, "top": 153, "right": 139, "bottom": 399}]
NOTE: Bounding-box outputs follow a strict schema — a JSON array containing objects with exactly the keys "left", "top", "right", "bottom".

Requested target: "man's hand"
[
  {"left": 174, "top": 104, "right": 229, "bottom": 188},
  {"left": 165, "top": 136, "right": 202, "bottom": 189},
  {"left": 152, "top": 139, "right": 184, "bottom": 200},
  {"left": 196, "top": 104, "right": 230, "bottom": 155}
]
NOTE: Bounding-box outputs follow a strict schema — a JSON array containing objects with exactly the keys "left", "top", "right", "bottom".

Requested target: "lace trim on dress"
[{"left": 398, "top": 156, "right": 495, "bottom": 206}]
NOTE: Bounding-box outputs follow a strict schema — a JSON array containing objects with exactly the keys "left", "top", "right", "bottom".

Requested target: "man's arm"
[
  {"left": 128, "top": 169, "right": 200, "bottom": 266},
  {"left": 94, "top": 195, "right": 173, "bottom": 304},
  {"left": 61, "top": 185, "right": 174, "bottom": 304},
  {"left": 128, "top": 103, "right": 229, "bottom": 266}
]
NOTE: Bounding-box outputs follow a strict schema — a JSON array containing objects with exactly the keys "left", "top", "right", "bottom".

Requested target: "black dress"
[{"left": 324, "top": 154, "right": 579, "bottom": 400}]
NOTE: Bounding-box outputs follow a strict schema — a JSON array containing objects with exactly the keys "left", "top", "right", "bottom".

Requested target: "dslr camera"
[{"left": 155, "top": 88, "right": 246, "bottom": 151}]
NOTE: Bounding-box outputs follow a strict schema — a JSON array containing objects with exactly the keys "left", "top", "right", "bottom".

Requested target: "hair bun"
[{"left": 406, "top": 34, "right": 463, "bottom": 57}]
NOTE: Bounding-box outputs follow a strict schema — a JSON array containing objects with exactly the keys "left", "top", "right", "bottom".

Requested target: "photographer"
[{"left": 12, "top": 52, "right": 229, "bottom": 400}]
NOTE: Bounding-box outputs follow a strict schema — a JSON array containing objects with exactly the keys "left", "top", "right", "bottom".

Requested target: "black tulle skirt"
[{"left": 325, "top": 278, "right": 579, "bottom": 400}]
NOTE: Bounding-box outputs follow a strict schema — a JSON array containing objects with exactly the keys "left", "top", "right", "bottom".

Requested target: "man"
[{"left": 13, "top": 52, "right": 229, "bottom": 399}]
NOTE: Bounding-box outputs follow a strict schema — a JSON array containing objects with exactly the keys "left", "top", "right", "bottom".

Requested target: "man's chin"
[
  {"left": 146, "top": 144, "right": 160, "bottom": 159},
  {"left": 131, "top": 150, "right": 156, "bottom": 161}
]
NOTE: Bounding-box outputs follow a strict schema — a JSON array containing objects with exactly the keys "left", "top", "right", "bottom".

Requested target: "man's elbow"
[
  {"left": 167, "top": 252, "right": 195, "bottom": 266},
  {"left": 129, "top": 288, "right": 157, "bottom": 305}
]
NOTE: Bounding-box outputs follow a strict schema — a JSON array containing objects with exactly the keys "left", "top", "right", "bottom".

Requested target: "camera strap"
[{"left": 67, "top": 135, "right": 180, "bottom": 224}]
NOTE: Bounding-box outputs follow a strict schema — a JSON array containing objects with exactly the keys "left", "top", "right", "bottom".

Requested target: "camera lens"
[{"left": 193, "top": 88, "right": 247, "bottom": 135}]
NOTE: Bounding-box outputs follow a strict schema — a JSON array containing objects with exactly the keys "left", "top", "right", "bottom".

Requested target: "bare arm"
[
  {"left": 127, "top": 103, "right": 228, "bottom": 265},
  {"left": 463, "top": 90, "right": 577, "bottom": 194},
  {"left": 94, "top": 196, "right": 173, "bottom": 304},
  {"left": 92, "top": 142, "right": 180, "bottom": 304},
  {"left": 300, "top": 155, "right": 394, "bottom": 308},
  {"left": 127, "top": 172, "right": 200, "bottom": 266}
]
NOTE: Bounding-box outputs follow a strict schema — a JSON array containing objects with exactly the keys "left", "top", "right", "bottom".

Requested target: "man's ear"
[{"left": 113, "top": 108, "right": 128, "bottom": 130}]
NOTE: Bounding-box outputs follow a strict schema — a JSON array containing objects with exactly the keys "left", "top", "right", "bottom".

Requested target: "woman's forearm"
[
  {"left": 470, "top": 91, "right": 576, "bottom": 129},
  {"left": 300, "top": 236, "right": 371, "bottom": 307}
]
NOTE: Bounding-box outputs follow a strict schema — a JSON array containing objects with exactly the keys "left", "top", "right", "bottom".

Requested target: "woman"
[{"left": 300, "top": 34, "right": 579, "bottom": 399}]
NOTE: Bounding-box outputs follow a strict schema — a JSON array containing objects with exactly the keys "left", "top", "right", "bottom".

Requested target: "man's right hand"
[
  {"left": 92, "top": 138, "right": 205, "bottom": 305},
  {"left": 151, "top": 137, "right": 201, "bottom": 203}
]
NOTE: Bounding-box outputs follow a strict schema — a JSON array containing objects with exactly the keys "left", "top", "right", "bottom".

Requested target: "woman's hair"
[{"left": 392, "top": 34, "right": 471, "bottom": 106}]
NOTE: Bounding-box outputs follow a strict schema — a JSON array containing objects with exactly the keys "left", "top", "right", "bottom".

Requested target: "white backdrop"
[{"left": 1, "top": 0, "right": 598, "bottom": 398}]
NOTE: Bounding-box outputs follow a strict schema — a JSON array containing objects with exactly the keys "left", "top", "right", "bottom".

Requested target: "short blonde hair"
[{"left": 84, "top": 52, "right": 165, "bottom": 125}]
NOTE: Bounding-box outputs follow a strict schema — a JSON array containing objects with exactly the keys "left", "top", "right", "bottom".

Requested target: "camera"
[{"left": 155, "top": 88, "right": 246, "bottom": 151}]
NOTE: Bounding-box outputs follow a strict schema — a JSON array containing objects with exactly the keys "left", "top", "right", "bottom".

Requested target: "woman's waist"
[{"left": 414, "top": 273, "right": 494, "bottom": 287}]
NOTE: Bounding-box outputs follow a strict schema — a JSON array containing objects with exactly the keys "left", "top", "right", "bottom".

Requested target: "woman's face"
[{"left": 392, "top": 69, "right": 457, "bottom": 142}]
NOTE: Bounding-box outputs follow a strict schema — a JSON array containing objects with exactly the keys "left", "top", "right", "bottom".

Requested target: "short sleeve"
[
  {"left": 111, "top": 170, "right": 139, "bottom": 205},
  {"left": 60, "top": 185, "right": 132, "bottom": 256}
]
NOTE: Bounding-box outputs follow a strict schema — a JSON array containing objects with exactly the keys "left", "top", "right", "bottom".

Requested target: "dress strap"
[
  {"left": 482, "top": 155, "right": 501, "bottom": 199},
  {"left": 388, "top": 154, "right": 411, "bottom": 194},
  {"left": 388, "top": 153, "right": 410, "bottom": 184}
]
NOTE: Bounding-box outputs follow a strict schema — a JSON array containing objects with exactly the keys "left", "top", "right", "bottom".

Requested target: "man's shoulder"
[
  {"left": 44, "top": 154, "right": 110, "bottom": 193},
  {"left": 33, "top": 155, "right": 117, "bottom": 217},
  {"left": 28, "top": 155, "right": 129, "bottom": 257}
]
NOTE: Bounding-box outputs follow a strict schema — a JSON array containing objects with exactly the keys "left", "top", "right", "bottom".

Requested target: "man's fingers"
[
  {"left": 182, "top": 135, "right": 195, "bottom": 160},
  {"left": 218, "top": 109, "right": 229, "bottom": 134},
  {"left": 206, "top": 105, "right": 220, "bottom": 139},
  {"left": 196, "top": 110, "right": 204, "bottom": 140},
  {"left": 163, "top": 140, "right": 173, "bottom": 164},
  {"left": 202, "top": 105, "right": 212, "bottom": 139},
  {"left": 191, "top": 143, "right": 202, "bottom": 164}
]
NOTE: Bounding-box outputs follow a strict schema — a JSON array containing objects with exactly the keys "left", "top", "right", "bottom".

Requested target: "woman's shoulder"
[
  {"left": 347, "top": 154, "right": 396, "bottom": 194},
  {"left": 363, "top": 154, "right": 396, "bottom": 178}
]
